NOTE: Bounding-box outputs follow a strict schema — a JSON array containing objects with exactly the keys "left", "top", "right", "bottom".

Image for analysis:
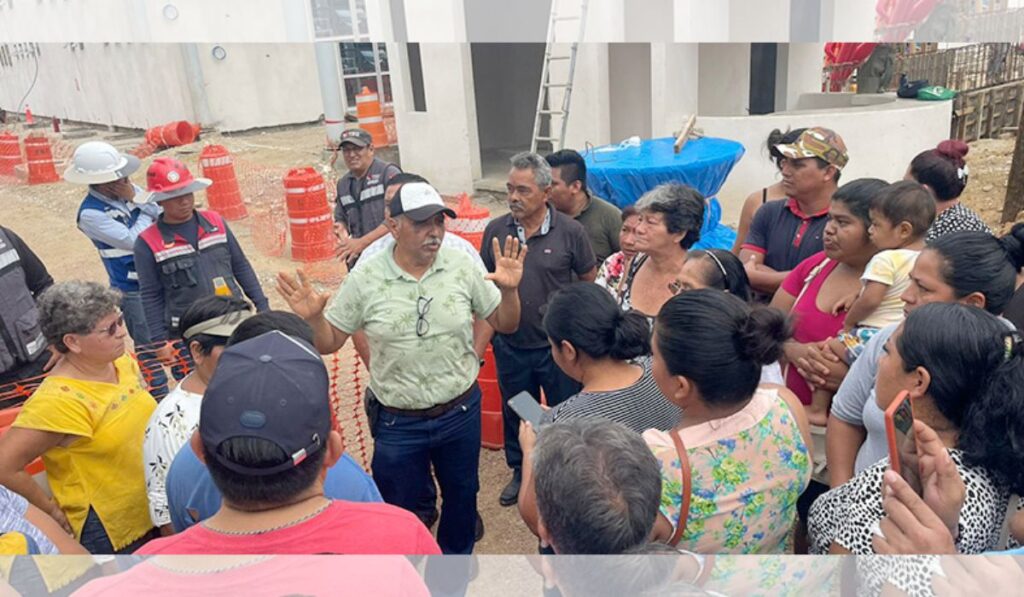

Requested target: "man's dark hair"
[
  {"left": 546, "top": 149, "right": 587, "bottom": 189},
  {"left": 204, "top": 436, "right": 326, "bottom": 506},
  {"left": 533, "top": 419, "right": 661, "bottom": 554},
  {"left": 227, "top": 311, "right": 315, "bottom": 347},
  {"left": 179, "top": 296, "right": 252, "bottom": 356}
]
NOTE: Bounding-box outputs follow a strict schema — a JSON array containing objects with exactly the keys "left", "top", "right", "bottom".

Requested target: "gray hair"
[
  {"left": 510, "top": 151, "right": 553, "bottom": 188},
  {"left": 533, "top": 418, "right": 661, "bottom": 554},
  {"left": 38, "top": 281, "right": 122, "bottom": 353},
  {"left": 634, "top": 183, "right": 705, "bottom": 250}
]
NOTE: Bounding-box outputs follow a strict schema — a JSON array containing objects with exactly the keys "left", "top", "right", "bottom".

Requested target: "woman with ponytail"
[
  {"left": 646, "top": 289, "right": 812, "bottom": 553},
  {"left": 539, "top": 282, "right": 678, "bottom": 434},
  {"left": 810, "top": 303, "right": 1024, "bottom": 554},
  {"left": 907, "top": 140, "right": 993, "bottom": 241}
]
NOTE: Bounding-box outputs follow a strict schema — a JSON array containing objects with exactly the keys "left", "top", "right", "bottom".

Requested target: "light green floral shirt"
[
  {"left": 326, "top": 246, "right": 501, "bottom": 410},
  {"left": 643, "top": 388, "right": 811, "bottom": 554}
]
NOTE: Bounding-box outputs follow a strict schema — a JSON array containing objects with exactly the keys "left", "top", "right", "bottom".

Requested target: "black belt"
[{"left": 378, "top": 383, "right": 478, "bottom": 419}]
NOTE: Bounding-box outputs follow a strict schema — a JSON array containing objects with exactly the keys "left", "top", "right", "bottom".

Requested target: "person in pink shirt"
[
  {"left": 135, "top": 330, "right": 440, "bottom": 556},
  {"left": 769, "top": 177, "right": 885, "bottom": 552}
]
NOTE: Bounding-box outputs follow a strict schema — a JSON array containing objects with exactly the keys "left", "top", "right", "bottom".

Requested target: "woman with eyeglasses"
[{"left": 0, "top": 281, "right": 158, "bottom": 554}]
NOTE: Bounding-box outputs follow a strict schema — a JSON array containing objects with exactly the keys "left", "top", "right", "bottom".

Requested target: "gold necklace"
[
  {"left": 149, "top": 556, "right": 273, "bottom": 575},
  {"left": 202, "top": 498, "right": 331, "bottom": 536}
]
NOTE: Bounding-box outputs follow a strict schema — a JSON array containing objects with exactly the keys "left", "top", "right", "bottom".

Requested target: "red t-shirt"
[
  {"left": 73, "top": 555, "right": 429, "bottom": 596},
  {"left": 135, "top": 501, "right": 441, "bottom": 555},
  {"left": 780, "top": 252, "right": 845, "bottom": 405}
]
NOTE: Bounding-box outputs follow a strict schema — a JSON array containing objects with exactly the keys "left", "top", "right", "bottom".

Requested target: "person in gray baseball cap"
[{"left": 333, "top": 127, "right": 402, "bottom": 266}]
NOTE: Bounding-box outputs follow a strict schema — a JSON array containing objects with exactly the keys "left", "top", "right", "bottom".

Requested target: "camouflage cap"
[{"left": 775, "top": 127, "right": 849, "bottom": 170}]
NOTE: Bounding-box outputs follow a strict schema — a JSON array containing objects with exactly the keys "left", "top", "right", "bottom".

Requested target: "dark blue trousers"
[{"left": 371, "top": 389, "right": 481, "bottom": 554}]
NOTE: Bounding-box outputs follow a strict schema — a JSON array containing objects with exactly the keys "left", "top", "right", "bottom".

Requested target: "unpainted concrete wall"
[
  {"left": 700, "top": 96, "right": 953, "bottom": 226},
  {"left": 0, "top": 43, "right": 323, "bottom": 132},
  {"left": 0, "top": 43, "right": 193, "bottom": 129}
]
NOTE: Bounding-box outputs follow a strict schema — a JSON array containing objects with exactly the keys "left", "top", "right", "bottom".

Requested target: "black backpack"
[{"left": 897, "top": 73, "right": 930, "bottom": 99}]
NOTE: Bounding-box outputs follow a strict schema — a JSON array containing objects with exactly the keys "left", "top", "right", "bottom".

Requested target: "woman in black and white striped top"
[{"left": 540, "top": 283, "right": 679, "bottom": 433}]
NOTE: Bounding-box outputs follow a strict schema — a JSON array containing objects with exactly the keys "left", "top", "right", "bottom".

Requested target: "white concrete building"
[{"left": 0, "top": 0, "right": 954, "bottom": 222}]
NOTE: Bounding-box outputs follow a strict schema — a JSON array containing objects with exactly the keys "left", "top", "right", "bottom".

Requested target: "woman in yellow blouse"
[{"left": 0, "top": 281, "right": 157, "bottom": 553}]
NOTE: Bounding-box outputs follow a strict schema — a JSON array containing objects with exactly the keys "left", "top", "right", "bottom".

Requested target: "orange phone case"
[{"left": 884, "top": 390, "right": 913, "bottom": 476}]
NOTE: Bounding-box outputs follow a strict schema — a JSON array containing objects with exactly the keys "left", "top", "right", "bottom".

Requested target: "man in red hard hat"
[{"left": 133, "top": 157, "right": 269, "bottom": 368}]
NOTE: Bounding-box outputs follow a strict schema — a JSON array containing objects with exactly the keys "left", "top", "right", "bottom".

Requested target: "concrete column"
[
  {"left": 314, "top": 41, "right": 346, "bottom": 146},
  {"left": 651, "top": 43, "right": 699, "bottom": 136},
  {"left": 674, "top": 0, "right": 729, "bottom": 41},
  {"left": 775, "top": 42, "right": 825, "bottom": 111},
  {"left": 180, "top": 44, "right": 214, "bottom": 126}
]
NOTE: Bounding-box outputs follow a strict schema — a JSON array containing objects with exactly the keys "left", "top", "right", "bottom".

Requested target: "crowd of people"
[{"left": 1, "top": 122, "right": 1024, "bottom": 590}]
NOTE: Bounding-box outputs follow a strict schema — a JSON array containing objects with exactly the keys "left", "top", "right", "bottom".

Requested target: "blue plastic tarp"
[
  {"left": 584, "top": 136, "right": 745, "bottom": 209},
  {"left": 584, "top": 136, "right": 745, "bottom": 251}
]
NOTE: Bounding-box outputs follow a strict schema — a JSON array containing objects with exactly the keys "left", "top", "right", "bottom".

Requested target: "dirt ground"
[
  {"left": 0, "top": 122, "right": 534, "bottom": 554},
  {"left": 956, "top": 136, "right": 1022, "bottom": 233},
  {"left": 6, "top": 123, "right": 1019, "bottom": 556}
]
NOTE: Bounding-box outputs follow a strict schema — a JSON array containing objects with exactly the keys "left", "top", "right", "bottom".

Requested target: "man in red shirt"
[{"left": 136, "top": 330, "right": 440, "bottom": 555}]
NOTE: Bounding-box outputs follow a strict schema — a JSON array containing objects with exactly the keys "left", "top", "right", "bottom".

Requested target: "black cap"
[
  {"left": 338, "top": 128, "right": 372, "bottom": 148},
  {"left": 200, "top": 331, "right": 332, "bottom": 477}
]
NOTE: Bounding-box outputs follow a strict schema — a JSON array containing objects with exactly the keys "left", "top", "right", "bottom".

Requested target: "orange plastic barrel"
[
  {"left": 479, "top": 346, "right": 504, "bottom": 450},
  {"left": 283, "top": 168, "right": 335, "bottom": 262},
  {"left": 144, "top": 121, "right": 196, "bottom": 148},
  {"left": 355, "top": 87, "right": 389, "bottom": 148},
  {"left": 23, "top": 134, "right": 59, "bottom": 185},
  {"left": 446, "top": 193, "right": 490, "bottom": 250},
  {"left": 200, "top": 145, "right": 248, "bottom": 220},
  {"left": 0, "top": 132, "right": 21, "bottom": 176}
]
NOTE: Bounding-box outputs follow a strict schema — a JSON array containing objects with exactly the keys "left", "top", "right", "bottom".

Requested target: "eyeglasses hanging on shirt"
[{"left": 416, "top": 296, "right": 432, "bottom": 338}]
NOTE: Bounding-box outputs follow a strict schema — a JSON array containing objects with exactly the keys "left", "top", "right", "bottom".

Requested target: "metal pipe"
[
  {"left": 314, "top": 41, "right": 346, "bottom": 147},
  {"left": 181, "top": 44, "right": 214, "bottom": 126}
]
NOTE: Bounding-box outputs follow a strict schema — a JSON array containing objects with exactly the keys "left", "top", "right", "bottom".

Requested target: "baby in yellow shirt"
[{"left": 808, "top": 181, "right": 936, "bottom": 426}]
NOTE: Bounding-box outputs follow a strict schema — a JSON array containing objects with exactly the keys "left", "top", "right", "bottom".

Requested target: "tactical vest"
[
  {"left": 0, "top": 228, "right": 47, "bottom": 375},
  {"left": 334, "top": 158, "right": 400, "bottom": 238},
  {"left": 76, "top": 191, "right": 149, "bottom": 291},
  {"left": 138, "top": 210, "right": 242, "bottom": 334}
]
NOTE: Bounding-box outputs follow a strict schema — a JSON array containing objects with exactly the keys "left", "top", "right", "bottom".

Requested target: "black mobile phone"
[{"left": 507, "top": 391, "right": 545, "bottom": 428}]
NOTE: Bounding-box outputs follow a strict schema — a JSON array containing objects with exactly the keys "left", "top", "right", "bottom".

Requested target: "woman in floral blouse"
[{"left": 645, "top": 290, "right": 812, "bottom": 553}]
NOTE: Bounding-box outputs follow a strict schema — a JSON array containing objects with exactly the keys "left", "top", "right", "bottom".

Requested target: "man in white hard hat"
[{"left": 68, "top": 141, "right": 168, "bottom": 396}]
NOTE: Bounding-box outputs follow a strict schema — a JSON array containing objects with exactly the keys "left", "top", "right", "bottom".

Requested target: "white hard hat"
[{"left": 63, "top": 141, "right": 141, "bottom": 185}]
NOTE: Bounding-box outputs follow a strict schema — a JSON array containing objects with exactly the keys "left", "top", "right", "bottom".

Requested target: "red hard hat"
[{"left": 143, "top": 157, "right": 211, "bottom": 204}]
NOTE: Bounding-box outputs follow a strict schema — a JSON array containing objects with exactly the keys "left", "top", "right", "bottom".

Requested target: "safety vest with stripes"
[
  {"left": 138, "top": 210, "right": 242, "bottom": 334},
  {"left": 76, "top": 192, "right": 149, "bottom": 291},
  {"left": 0, "top": 228, "right": 47, "bottom": 375}
]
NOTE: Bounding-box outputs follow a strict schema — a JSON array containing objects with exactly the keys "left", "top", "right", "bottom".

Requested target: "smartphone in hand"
[
  {"left": 885, "top": 390, "right": 922, "bottom": 495},
  {"left": 507, "top": 391, "right": 545, "bottom": 428}
]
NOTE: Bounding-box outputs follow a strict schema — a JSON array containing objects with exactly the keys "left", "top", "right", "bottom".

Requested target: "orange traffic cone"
[
  {"left": 24, "top": 106, "right": 33, "bottom": 125},
  {"left": 0, "top": 132, "right": 22, "bottom": 176},
  {"left": 199, "top": 145, "right": 247, "bottom": 220},
  {"left": 24, "top": 134, "right": 59, "bottom": 184},
  {"left": 355, "top": 87, "right": 389, "bottom": 148}
]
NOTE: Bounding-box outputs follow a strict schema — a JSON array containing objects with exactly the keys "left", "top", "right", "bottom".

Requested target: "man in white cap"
[
  {"left": 68, "top": 141, "right": 167, "bottom": 394},
  {"left": 278, "top": 181, "right": 525, "bottom": 555},
  {"left": 133, "top": 157, "right": 269, "bottom": 368}
]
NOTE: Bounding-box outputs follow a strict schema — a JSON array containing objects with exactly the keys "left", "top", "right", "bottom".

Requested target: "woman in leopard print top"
[{"left": 809, "top": 303, "right": 1024, "bottom": 555}]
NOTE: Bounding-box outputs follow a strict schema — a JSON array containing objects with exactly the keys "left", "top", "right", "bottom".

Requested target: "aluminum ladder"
[{"left": 530, "top": 0, "right": 589, "bottom": 154}]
